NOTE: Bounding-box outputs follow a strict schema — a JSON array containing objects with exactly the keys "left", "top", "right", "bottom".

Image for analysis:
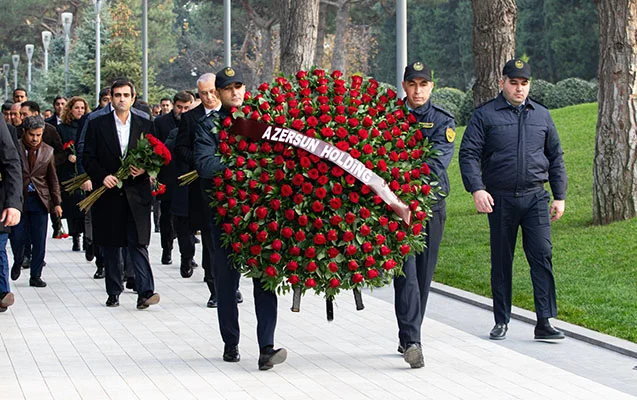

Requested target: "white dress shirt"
[{"left": 114, "top": 110, "right": 131, "bottom": 157}]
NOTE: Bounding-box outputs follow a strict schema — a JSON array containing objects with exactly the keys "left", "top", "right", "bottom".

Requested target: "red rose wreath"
[{"left": 210, "top": 67, "right": 441, "bottom": 315}]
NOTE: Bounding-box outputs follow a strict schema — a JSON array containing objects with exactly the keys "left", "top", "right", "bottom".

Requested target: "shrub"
[
  {"left": 550, "top": 78, "right": 597, "bottom": 109},
  {"left": 456, "top": 89, "right": 475, "bottom": 126},
  {"left": 529, "top": 79, "right": 556, "bottom": 108},
  {"left": 431, "top": 87, "right": 465, "bottom": 118}
]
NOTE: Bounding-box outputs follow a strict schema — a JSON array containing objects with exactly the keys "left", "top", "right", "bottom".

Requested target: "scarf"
[{"left": 22, "top": 135, "right": 43, "bottom": 171}]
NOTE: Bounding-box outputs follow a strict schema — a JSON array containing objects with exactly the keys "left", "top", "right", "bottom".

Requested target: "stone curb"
[{"left": 431, "top": 281, "right": 637, "bottom": 360}]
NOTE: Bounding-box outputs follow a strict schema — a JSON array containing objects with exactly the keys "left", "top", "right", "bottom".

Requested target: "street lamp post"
[
  {"left": 94, "top": 0, "right": 103, "bottom": 106},
  {"left": 42, "top": 31, "right": 52, "bottom": 74},
  {"left": 224, "top": 0, "right": 231, "bottom": 66},
  {"left": 142, "top": 0, "right": 148, "bottom": 102},
  {"left": 62, "top": 12, "right": 73, "bottom": 96},
  {"left": 25, "top": 44, "right": 34, "bottom": 93},
  {"left": 396, "top": 0, "right": 407, "bottom": 98},
  {"left": 2, "top": 65, "right": 9, "bottom": 101},
  {"left": 12, "top": 55, "right": 19, "bottom": 90}
]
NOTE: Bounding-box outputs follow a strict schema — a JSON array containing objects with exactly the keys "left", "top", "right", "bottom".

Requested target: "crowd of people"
[{"left": 0, "top": 58, "right": 568, "bottom": 371}]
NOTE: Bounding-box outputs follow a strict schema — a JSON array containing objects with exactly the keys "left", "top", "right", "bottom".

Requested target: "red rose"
[
  {"left": 367, "top": 269, "right": 379, "bottom": 279},
  {"left": 240, "top": 233, "right": 250, "bottom": 243},
  {"left": 287, "top": 261, "right": 299, "bottom": 271},
  {"left": 269, "top": 253, "right": 282, "bottom": 264},
  {"left": 328, "top": 262, "right": 338, "bottom": 272},
  {"left": 312, "top": 201, "right": 324, "bottom": 213},
  {"left": 295, "top": 231, "right": 306, "bottom": 241},
  {"left": 352, "top": 273, "right": 364, "bottom": 284},
  {"left": 256, "top": 230, "right": 268, "bottom": 242},
  {"left": 400, "top": 244, "right": 411, "bottom": 255},
  {"left": 288, "top": 275, "right": 300, "bottom": 285},
  {"left": 396, "top": 231, "right": 407, "bottom": 241},
  {"left": 331, "top": 166, "right": 344, "bottom": 177},
  {"left": 380, "top": 245, "right": 391, "bottom": 256},
  {"left": 342, "top": 231, "right": 355, "bottom": 242},
  {"left": 281, "top": 184, "right": 293, "bottom": 197},
  {"left": 298, "top": 215, "right": 309, "bottom": 227},
  {"left": 264, "top": 266, "right": 277, "bottom": 277},
  {"left": 315, "top": 187, "right": 327, "bottom": 199},
  {"left": 345, "top": 244, "right": 357, "bottom": 256},
  {"left": 256, "top": 206, "right": 268, "bottom": 219},
  {"left": 284, "top": 209, "right": 296, "bottom": 220},
  {"left": 289, "top": 246, "right": 301, "bottom": 256},
  {"left": 313, "top": 234, "right": 326, "bottom": 245},
  {"left": 345, "top": 212, "right": 356, "bottom": 224},
  {"left": 222, "top": 223, "right": 233, "bottom": 234},
  {"left": 268, "top": 221, "right": 279, "bottom": 232},
  {"left": 305, "top": 247, "right": 316, "bottom": 258},
  {"left": 348, "top": 260, "right": 359, "bottom": 271},
  {"left": 360, "top": 225, "right": 371, "bottom": 236},
  {"left": 388, "top": 221, "right": 399, "bottom": 232},
  {"left": 421, "top": 185, "right": 431, "bottom": 196},
  {"left": 272, "top": 239, "right": 283, "bottom": 251},
  {"left": 327, "top": 230, "right": 338, "bottom": 241},
  {"left": 270, "top": 199, "right": 281, "bottom": 211},
  {"left": 329, "top": 278, "right": 340, "bottom": 288},
  {"left": 327, "top": 247, "right": 340, "bottom": 258},
  {"left": 364, "top": 256, "right": 376, "bottom": 267},
  {"left": 306, "top": 261, "right": 318, "bottom": 272},
  {"left": 412, "top": 224, "right": 423, "bottom": 235},
  {"left": 359, "top": 208, "right": 371, "bottom": 219},
  {"left": 281, "top": 227, "right": 293, "bottom": 239},
  {"left": 329, "top": 198, "right": 342, "bottom": 210},
  {"left": 250, "top": 245, "right": 262, "bottom": 255},
  {"left": 349, "top": 192, "right": 359, "bottom": 203},
  {"left": 330, "top": 215, "right": 343, "bottom": 225},
  {"left": 293, "top": 194, "right": 304, "bottom": 204},
  {"left": 362, "top": 242, "right": 373, "bottom": 253},
  {"left": 248, "top": 222, "right": 259, "bottom": 233},
  {"left": 383, "top": 260, "right": 397, "bottom": 271},
  {"left": 305, "top": 278, "right": 317, "bottom": 287},
  {"left": 421, "top": 163, "right": 431, "bottom": 175}
]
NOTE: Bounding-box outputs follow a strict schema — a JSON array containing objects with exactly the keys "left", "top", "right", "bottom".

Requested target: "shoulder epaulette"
[
  {"left": 431, "top": 103, "right": 455, "bottom": 119},
  {"left": 527, "top": 97, "right": 548, "bottom": 109}
]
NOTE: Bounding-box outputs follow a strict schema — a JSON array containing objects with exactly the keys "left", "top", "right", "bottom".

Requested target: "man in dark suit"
[
  {"left": 0, "top": 117, "right": 22, "bottom": 312},
  {"left": 44, "top": 96, "right": 67, "bottom": 128},
  {"left": 194, "top": 67, "right": 286, "bottom": 371},
  {"left": 154, "top": 90, "right": 196, "bottom": 275},
  {"left": 174, "top": 74, "right": 226, "bottom": 307},
  {"left": 83, "top": 78, "right": 160, "bottom": 309}
]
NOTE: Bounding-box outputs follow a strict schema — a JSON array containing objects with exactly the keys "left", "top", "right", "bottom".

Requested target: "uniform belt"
[{"left": 487, "top": 184, "right": 544, "bottom": 198}]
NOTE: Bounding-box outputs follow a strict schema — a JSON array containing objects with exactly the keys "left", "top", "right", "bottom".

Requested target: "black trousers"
[
  {"left": 102, "top": 206, "right": 154, "bottom": 298},
  {"left": 159, "top": 200, "right": 175, "bottom": 251},
  {"left": 210, "top": 218, "right": 277, "bottom": 349},
  {"left": 488, "top": 190, "right": 557, "bottom": 324},
  {"left": 173, "top": 213, "right": 196, "bottom": 261},
  {"left": 394, "top": 201, "right": 446, "bottom": 345}
]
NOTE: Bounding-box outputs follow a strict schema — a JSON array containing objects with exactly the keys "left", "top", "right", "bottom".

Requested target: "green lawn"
[{"left": 437, "top": 102, "right": 637, "bottom": 342}]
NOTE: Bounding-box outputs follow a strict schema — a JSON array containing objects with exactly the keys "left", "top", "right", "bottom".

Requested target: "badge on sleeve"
[{"left": 445, "top": 127, "right": 456, "bottom": 143}]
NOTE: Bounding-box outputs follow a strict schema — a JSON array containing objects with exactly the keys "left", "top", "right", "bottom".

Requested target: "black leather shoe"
[
  {"left": 403, "top": 343, "right": 424, "bottom": 368},
  {"left": 534, "top": 319, "right": 565, "bottom": 340},
  {"left": 10, "top": 263, "right": 21, "bottom": 281},
  {"left": 72, "top": 236, "right": 81, "bottom": 251},
  {"left": 85, "top": 244, "right": 95, "bottom": 262},
  {"left": 106, "top": 295, "right": 119, "bottom": 307},
  {"left": 190, "top": 259, "right": 199, "bottom": 269},
  {"left": 489, "top": 323, "right": 508, "bottom": 340},
  {"left": 206, "top": 295, "right": 217, "bottom": 308},
  {"left": 258, "top": 347, "right": 287, "bottom": 370},
  {"left": 180, "top": 262, "right": 193, "bottom": 278},
  {"left": 161, "top": 250, "right": 172, "bottom": 265},
  {"left": 137, "top": 293, "right": 160, "bottom": 309},
  {"left": 0, "top": 292, "right": 15, "bottom": 310},
  {"left": 29, "top": 277, "right": 47, "bottom": 287},
  {"left": 93, "top": 266, "right": 105, "bottom": 279},
  {"left": 223, "top": 344, "right": 240, "bottom": 362},
  {"left": 21, "top": 256, "right": 31, "bottom": 268},
  {"left": 236, "top": 290, "right": 243, "bottom": 304},
  {"left": 397, "top": 343, "right": 405, "bottom": 354}
]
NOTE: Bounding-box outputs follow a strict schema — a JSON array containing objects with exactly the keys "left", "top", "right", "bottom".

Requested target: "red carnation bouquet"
[
  {"left": 77, "top": 133, "right": 171, "bottom": 211},
  {"left": 211, "top": 67, "right": 441, "bottom": 305}
]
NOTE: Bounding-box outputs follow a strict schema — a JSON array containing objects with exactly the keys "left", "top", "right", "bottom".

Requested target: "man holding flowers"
[
  {"left": 394, "top": 61, "right": 456, "bottom": 368},
  {"left": 82, "top": 78, "right": 160, "bottom": 310},
  {"left": 194, "top": 67, "right": 286, "bottom": 371}
]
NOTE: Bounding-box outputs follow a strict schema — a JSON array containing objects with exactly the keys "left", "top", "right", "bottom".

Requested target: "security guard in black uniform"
[
  {"left": 193, "top": 66, "right": 287, "bottom": 371},
  {"left": 394, "top": 61, "right": 455, "bottom": 368},
  {"left": 459, "top": 59, "right": 567, "bottom": 341}
]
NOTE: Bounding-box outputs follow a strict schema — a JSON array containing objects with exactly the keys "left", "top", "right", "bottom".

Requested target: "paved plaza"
[{"left": 1, "top": 232, "right": 636, "bottom": 399}]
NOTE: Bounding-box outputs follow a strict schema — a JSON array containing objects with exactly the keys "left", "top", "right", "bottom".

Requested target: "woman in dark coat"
[{"left": 56, "top": 97, "right": 89, "bottom": 251}]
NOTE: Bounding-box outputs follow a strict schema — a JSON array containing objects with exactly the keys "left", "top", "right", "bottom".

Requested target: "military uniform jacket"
[
  {"left": 82, "top": 111, "right": 154, "bottom": 247},
  {"left": 0, "top": 118, "right": 23, "bottom": 234},
  {"left": 409, "top": 100, "right": 455, "bottom": 209},
  {"left": 459, "top": 93, "right": 567, "bottom": 200}
]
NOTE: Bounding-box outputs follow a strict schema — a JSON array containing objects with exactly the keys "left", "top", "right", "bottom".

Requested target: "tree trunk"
[
  {"left": 593, "top": 0, "right": 637, "bottom": 225},
  {"left": 331, "top": 0, "right": 350, "bottom": 74},
  {"left": 261, "top": 26, "right": 275, "bottom": 84},
  {"left": 471, "top": 0, "right": 517, "bottom": 106},
  {"left": 314, "top": 1, "right": 327, "bottom": 67},
  {"left": 279, "top": 0, "right": 320, "bottom": 75}
]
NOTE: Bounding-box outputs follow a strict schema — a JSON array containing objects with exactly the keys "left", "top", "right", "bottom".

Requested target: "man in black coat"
[
  {"left": 0, "top": 118, "right": 23, "bottom": 312},
  {"left": 44, "top": 96, "right": 67, "bottom": 128},
  {"left": 83, "top": 78, "right": 160, "bottom": 310}
]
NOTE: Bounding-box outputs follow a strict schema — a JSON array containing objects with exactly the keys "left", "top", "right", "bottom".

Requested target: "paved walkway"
[{"left": 1, "top": 232, "right": 636, "bottom": 400}]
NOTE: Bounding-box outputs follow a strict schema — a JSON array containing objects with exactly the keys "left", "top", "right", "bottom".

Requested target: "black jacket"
[
  {"left": 459, "top": 93, "right": 567, "bottom": 199},
  {"left": 153, "top": 111, "right": 179, "bottom": 201},
  {"left": 82, "top": 111, "right": 155, "bottom": 246},
  {"left": 0, "top": 118, "right": 23, "bottom": 234}
]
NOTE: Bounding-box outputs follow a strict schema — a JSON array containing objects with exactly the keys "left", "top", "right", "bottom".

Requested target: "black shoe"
[
  {"left": 72, "top": 236, "right": 81, "bottom": 251},
  {"left": 21, "top": 256, "right": 31, "bottom": 269},
  {"left": 155, "top": 227, "right": 160, "bottom": 233},
  {"left": 180, "top": 260, "right": 193, "bottom": 278},
  {"left": 236, "top": 290, "right": 243, "bottom": 304},
  {"left": 85, "top": 244, "right": 95, "bottom": 262},
  {"left": 534, "top": 319, "right": 565, "bottom": 340},
  {"left": 0, "top": 292, "right": 15, "bottom": 310},
  {"left": 126, "top": 279, "right": 137, "bottom": 293},
  {"left": 137, "top": 293, "right": 160, "bottom": 309},
  {"left": 190, "top": 259, "right": 199, "bottom": 269},
  {"left": 29, "top": 277, "right": 47, "bottom": 288},
  {"left": 403, "top": 343, "right": 424, "bottom": 368},
  {"left": 93, "top": 266, "right": 105, "bottom": 279},
  {"left": 52, "top": 230, "right": 60, "bottom": 239},
  {"left": 397, "top": 343, "right": 405, "bottom": 354},
  {"left": 161, "top": 249, "right": 172, "bottom": 265},
  {"left": 207, "top": 295, "right": 217, "bottom": 308},
  {"left": 223, "top": 344, "right": 240, "bottom": 362},
  {"left": 489, "top": 323, "right": 508, "bottom": 340},
  {"left": 106, "top": 295, "right": 119, "bottom": 307},
  {"left": 193, "top": 235, "right": 200, "bottom": 244},
  {"left": 258, "top": 347, "right": 287, "bottom": 370},
  {"left": 10, "top": 263, "right": 21, "bottom": 281}
]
